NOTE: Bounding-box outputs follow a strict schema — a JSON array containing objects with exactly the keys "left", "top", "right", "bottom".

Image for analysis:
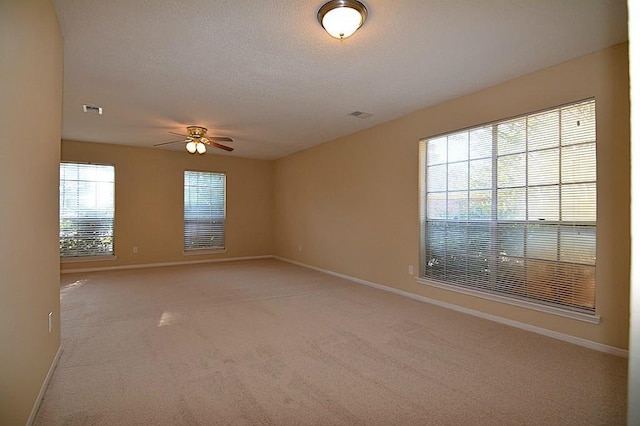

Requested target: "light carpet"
[{"left": 35, "top": 259, "right": 627, "bottom": 425}]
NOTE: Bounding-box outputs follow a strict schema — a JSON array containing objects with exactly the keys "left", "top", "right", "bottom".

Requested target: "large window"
[
  {"left": 184, "top": 171, "right": 226, "bottom": 251},
  {"left": 60, "top": 163, "right": 115, "bottom": 258},
  {"left": 420, "top": 99, "right": 596, "bottom": 314}
]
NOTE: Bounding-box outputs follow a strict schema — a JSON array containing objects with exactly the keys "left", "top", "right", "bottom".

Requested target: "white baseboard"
[
  {"left": 27, "top": 345, "right": 62, "bottom": 426},
  {"left": 61, "top": 255, "right": 274, "bottom": 274},
  {"left": 274, "top": 256, "right": 628, "bottom": 358}
]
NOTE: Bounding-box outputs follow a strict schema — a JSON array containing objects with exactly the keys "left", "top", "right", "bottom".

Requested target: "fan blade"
[
  {"left": 169, "top": 131, "right": 189, "bottom": 137},
  {"left": 212, "top": 142, "right": 234, "bottom": 152},
  {"left": 153, "top": 139, "right": 186, "bottom": 147},
  {"left": 210, "top": 136, "right": 233, "bottom": 143}
]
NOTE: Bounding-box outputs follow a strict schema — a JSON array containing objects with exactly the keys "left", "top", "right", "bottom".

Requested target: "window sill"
[
  {"left": 61, "top": 255, "right": 117, "bottom": 264},
  {"left": 415, "top": 277, "right": 601, "bottom": 324},
  {"left": 183, "top": 248, "right": 227, "bottom": 256}
]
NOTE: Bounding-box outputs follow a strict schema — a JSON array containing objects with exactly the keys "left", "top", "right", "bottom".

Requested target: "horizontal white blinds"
[
  {"left": 423, "top": 99, "right": 596, "bottom": 313},
  {"left": 184, "top": 171, "right": 226, "bottom": 251},
  {"left": 60, "top": 163, "right": 115, "bottom": 258}
]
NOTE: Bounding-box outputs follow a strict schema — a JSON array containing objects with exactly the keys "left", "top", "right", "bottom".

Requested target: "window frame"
[
  {"left": 59, "top": 161, "right": 116, "bottom": 261},
  {"left": 417, "top": 99, "right": 599, "bottom": 323},
  {"left": 183, "top": 170, "right": 227, "bottom": 254}
]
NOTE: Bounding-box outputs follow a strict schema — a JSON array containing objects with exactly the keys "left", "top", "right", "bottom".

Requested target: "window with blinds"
[
  {"left": 184, "top": 171, "right": 226, "bottom": 251},
  {"left": 60, "top": 163, "right": 115, "bottom": 258},
  {"left": 420, "top": 99, "right": 596, "bottom": 314}
]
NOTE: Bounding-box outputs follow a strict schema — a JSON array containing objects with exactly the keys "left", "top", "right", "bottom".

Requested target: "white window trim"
[
  {"left": 183, "top": 248, "right": 228, "bottom": 256},
  {"left": 419, "top": 98, "right": 597, "bottom": 317},
  {"left": 61, "top": 255, "right": 117, "bottom": 263},
  {"left": 60, "top": 161, "right": 116, "bottom": 259},
  {"left": 183, "top": 170, "right": 227, "bottom": 252},
  {"left": 415, "top": 276, "right": 601, "bottom": 324}
]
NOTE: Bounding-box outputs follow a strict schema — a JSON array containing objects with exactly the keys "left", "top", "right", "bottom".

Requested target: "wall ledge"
[
  {"left": 415, "top": 277, "right": 601, "bottom": 324},
  {"left": 60, "top": 255, "right": 273, "bottom": 274},
  {"left": 274, "top": 256, "right": 628, "bottom": 358}
]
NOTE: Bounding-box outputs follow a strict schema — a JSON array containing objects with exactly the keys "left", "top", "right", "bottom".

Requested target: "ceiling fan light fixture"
[
  {"left": 196, "top": 142, "right": 207, "bottom": 154},
  {"left": 186, "top": 141, "right": 197, "bottom": 154},
  {"left": 317, "top": 0, "right": 367, "bottom": 39},
  {"left": 155, "top": 126, "right": 233, "bottom": 153}
]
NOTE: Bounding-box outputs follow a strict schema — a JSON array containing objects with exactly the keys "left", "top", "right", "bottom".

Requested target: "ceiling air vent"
[
  {"left": 348, "top": 111, "right": 373, "bottom": 119},
  {"left": 82, "top": 104, "right": 103, "bottom": 115}
]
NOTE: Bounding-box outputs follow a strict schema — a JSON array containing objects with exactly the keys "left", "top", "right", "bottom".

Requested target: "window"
[
  {"left": 420, "top": 99, "right": 596, "bottom": 314},
  {"left": 184, "top": 171, "right": 226, "bottom": 251},
  {"left": 60, "top": 163, "right": 115, "bottom": 258}
]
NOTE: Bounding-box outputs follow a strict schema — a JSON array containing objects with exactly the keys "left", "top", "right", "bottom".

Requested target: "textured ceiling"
[{"left": 52, "top": 0, "right": 628, "bottom": 159}]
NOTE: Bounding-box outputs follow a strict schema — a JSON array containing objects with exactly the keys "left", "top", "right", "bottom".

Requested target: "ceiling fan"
[{"left": 154, "top": 126, "right": 234, "bottom": 154}]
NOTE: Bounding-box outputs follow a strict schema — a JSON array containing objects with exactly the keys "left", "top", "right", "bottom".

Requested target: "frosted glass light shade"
[
  {"left": 322, "top": 7, "right": 362, "bottom": 38},
  {"left": 186, "top": 141, "right": 197, "bottom": 153},
  {"left": 196, "top": 142, "right": 206, "bottom": 154},
  {"left": 318, "top": 0, "right": 367, "bottom": 39}
]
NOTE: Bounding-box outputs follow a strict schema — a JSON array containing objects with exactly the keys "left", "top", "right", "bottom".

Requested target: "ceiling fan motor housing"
[
  {"left": 187, "top": 126, "right": 207, "bottom": 138},
  {"left": 153, "top": 126, "right": 233, "bottom": 152}
]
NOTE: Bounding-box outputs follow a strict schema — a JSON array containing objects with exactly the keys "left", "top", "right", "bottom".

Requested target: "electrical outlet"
[
  {"left": 298, "top": 245, "right": 302, "bottom": 252},
  {"left": 133, "top": 246, "right": 138, "bottom": 254},
  {"left": 408, "top": 265, "right": 414, "bottom": 275},
  {"left": 48, "top": 312, "right": 53, "bottom": 333}
]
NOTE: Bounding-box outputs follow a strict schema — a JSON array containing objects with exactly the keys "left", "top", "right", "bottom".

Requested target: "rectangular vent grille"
[
  {"left": 82, "top": 104, "right": 103, "bottom": 115},
  {"left": 348, "top": 111, "right": 373, "bottom": 119}
]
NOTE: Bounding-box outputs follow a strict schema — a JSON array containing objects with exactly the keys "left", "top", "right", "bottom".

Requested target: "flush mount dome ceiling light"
[{"left": 317, "top": 0, "right": 368, "bottom": 39}]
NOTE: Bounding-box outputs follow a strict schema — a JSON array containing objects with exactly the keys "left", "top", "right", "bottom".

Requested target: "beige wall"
[
  {"left": 274, "top": 43, "right": 631, "bottom": 350},
  {"left": 0, "top": 0, "right": 63, "bottom": 424},
  {"left": 0, "top": 3, "right": 628, "bottom": 424},
  {"left": 60, "top": 141, "right": 274, "bottom": 271},
  {"left": 628, "top": 0, "right": 639, "bottom": 421}
]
